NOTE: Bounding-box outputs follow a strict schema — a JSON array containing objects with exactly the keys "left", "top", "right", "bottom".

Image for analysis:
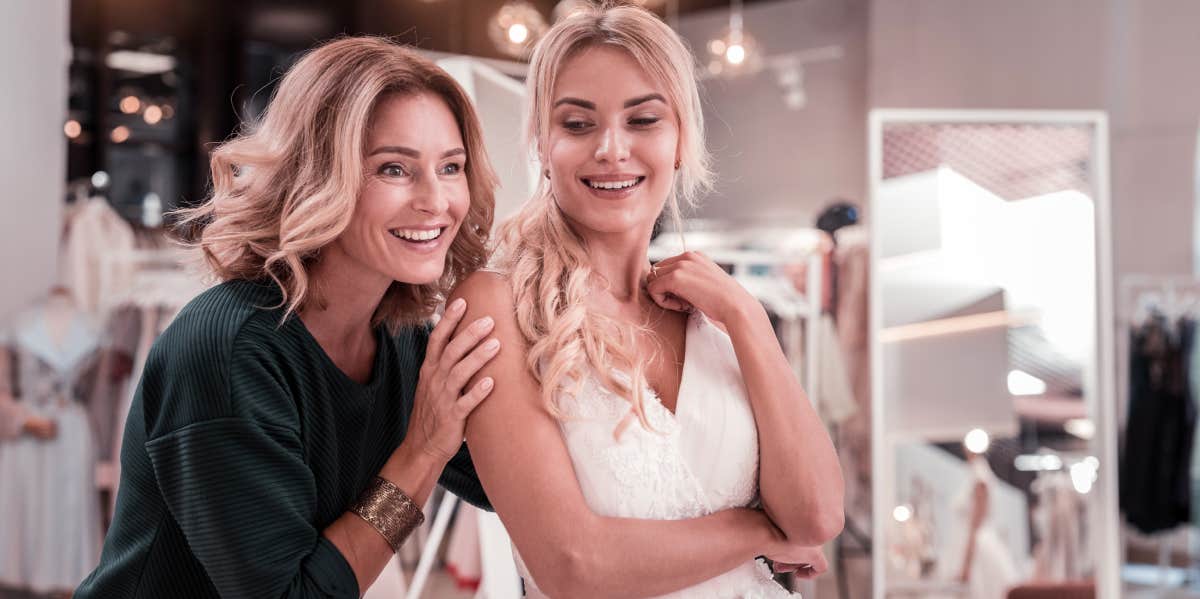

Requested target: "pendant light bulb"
[
  {"left": 507, "top": 23, "right": 529, "bottom": 44},
  {"left": 706, "top": 0, "right": 762, "bottom": 76},
  {"left": 725, "top": 44, "right": 746, "bottom": 65},
  {"left": 489, "top": 1, "right": 548, "bottom": 59}
]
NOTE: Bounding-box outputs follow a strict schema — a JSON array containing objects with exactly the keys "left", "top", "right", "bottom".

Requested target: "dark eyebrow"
[
  {"left": 553, "top": 97, "right": 595, "bottom": 110},
  {"left": 367, "top": 146, "right": 466, "bottom": 159},
  {"left": 623, "top": 93, "right": 667, "bottom": 108},
  {"left": 552, "top": 94, "right": 667, "bottom": 110}
]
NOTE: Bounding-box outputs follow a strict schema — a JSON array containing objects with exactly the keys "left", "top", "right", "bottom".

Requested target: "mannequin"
[{"left": 0, "top": 284, "right": 103, "bottom": 593}]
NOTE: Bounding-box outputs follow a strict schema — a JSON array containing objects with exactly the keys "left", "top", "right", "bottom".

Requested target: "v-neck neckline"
[
  {"left": 291, "top": 317, "right": 388, "bottom": 393},
  {"left": 647, "top": 311, "right": 697, "bottom": 419},
  {"left": 21, "top": 305, "right": 97, "bottom": 376}
]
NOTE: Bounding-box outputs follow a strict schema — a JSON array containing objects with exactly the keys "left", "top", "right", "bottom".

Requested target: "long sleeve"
[
  {"left": 80, "top": 281, "right": 442, "bottom": 598},
  {"left": 145, "top": 418, "right": 357, "bottom": 598},
  {"left": 142, "top": 341, "right": 358, "bottom": 599}
]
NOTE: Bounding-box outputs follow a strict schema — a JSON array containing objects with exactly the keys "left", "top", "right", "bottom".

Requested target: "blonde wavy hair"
[
  {"left": 176, "top": 36, "right": 497, "bottom": 331},
  {"left": 495, "top": 2, "right": 713, "bottom": 430}
]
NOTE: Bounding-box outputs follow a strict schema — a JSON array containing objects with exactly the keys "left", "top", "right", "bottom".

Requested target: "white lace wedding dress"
[{"left": 515, "top": 312, "right": 798, "bottom": 598}]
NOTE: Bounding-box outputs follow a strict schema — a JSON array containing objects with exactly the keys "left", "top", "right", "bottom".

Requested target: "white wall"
[
  {"left": 0, "top": 0, "right": 69, "bottom": 319},
  {"left": 676, "top": 0, "right": 869, "bottom": 225},
  {"left": 869, "top": 0, "right": 1200, "bottom": 278}
]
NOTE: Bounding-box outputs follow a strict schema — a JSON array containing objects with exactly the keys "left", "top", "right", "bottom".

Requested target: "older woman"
[{"left": 77, "top": 37, "right": 500, "bottom": 598}]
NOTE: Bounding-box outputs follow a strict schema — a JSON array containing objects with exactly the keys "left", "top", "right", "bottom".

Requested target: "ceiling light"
[
  {"left": 892, "top": 505, "right": 912, "bottom": 523},
  {"left": 143, "top": 105, "right": 163, "bottom": 125},
  {"left": 64, "top": 119, "right": 82, "bottom": 139},
  {"left": 1064, "top": 418, "right": 1095, "bottom": 440},
  {"left": 964, "top": 428, "right": 990, "bottom": 454},
  {"left": 507, "top": 22, "right": 529, "bottom": 44},
  {"left": 705, "top": 0, "right": 762, "bottom": 77},
  {"left": 110, "top": 126, "right": 131, "bottom": 143},
  {"left": 489, "top": 1, "right": 548, "bottom": 59},
  {"left": 1007, "top": 369, "right": 1047, "bottom": 396},
  {"left": 725, "top": 43, "right": 746, "bottom": 65},
  {"left": 119, "top": 95, "right": 141, "bottom": 114},
  {"left": 106, "top": 49, "right": 176, "bottom": 75},
  {"left": 1070, "top": 460, "right": 1097, "bottom": 494},
  {"left": 1014, "top": 453, "right": 1064, "bottom": 471}
]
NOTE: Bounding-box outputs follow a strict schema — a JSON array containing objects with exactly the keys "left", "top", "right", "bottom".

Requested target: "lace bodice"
[{"left": 515, "top": 312, "right": 797, "bottom": 598}]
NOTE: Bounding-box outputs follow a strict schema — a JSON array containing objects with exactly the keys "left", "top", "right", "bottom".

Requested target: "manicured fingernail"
[
  {"left": 473, "top": 316, "right": 493, "bottom": 331},
  {"left": 484, "top": 338, "right": 500, "bottom": 351},
  {"left": 450, "top": 298, "right": 466, "bottom": 313},
  {"left": 481, "top": 377, "right": 494, "bottom": 390}
]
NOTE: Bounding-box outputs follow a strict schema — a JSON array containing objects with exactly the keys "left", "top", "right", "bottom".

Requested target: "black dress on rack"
[{"left": 1121, "top": 314, "right": 1197, "bottom": 534}]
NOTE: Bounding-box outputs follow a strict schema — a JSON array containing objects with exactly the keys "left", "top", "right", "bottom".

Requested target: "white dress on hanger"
[
  {"left": 515, "top": 312, "right": 796, "bottom": 598},
  {"left": 0, "top": 301, "right": 103, "bottom": 593}
]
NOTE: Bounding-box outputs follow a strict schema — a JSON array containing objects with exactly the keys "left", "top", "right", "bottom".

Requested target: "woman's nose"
[
  {"left": 594, "top": 126, "right": 630, "bottom": 164},
  {"left": 410, "top": 174, "right": 449, "bottom": 215}
]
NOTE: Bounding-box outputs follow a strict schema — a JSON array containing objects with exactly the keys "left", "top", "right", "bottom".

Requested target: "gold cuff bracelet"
[{"left": 350, "top": 476, "right": 425, "bottom": 553}]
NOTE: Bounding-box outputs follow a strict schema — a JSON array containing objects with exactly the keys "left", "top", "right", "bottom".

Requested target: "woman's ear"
[{"left": 536, "top": 147, "right": 548, "bottom": 179}]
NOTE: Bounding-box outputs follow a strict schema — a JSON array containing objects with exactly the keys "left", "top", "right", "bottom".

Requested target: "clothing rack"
[
  {"left": 98, "top": 247, "right": 205, "bottom": 318},
  {"left": 1117, "top": 275, "right": 1200, "bottom": 425},
  {"left": 1118, "top": 275, "right": 1200, "bottom": 592}
]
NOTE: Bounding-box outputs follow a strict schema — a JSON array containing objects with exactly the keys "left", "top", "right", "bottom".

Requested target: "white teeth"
[
  {"left": 587, "top": 178, "right": 640, "bottom": 190},
  {"left": 390, "top": 228, "right": 443, "bottom": 242}
]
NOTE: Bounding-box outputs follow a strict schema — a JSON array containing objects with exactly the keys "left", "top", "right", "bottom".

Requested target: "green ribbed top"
[{"left": 76, "top": 280, "right": 489, "bottom": 599}]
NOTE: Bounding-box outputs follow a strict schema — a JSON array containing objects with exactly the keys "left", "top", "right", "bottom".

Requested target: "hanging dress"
[{"left": 0, "top": 300, "right": 103, "bottom": 592}]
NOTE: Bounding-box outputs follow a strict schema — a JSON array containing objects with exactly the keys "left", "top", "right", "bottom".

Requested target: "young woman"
[
  {"left": 77, "top": 37, "right": 501, "bottom": 598},
  {"left": 452, "top": 4, "right": 845, "bottom": 597}
]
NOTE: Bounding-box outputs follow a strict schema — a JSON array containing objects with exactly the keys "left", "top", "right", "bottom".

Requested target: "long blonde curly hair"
[
  {"left": 495, "top": 2, "right": 712, "bottom": 429},
  {"left": 176, "top": 36, "right": 497, "bottom": 331}
]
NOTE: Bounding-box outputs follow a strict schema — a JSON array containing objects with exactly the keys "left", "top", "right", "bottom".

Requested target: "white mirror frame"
[{"left": 868, "top": 109, "right": 1118, "bottom": 599}]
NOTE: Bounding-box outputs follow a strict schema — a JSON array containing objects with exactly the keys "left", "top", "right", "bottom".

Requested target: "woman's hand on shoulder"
[
  {"left": 645, "top": 251, "right": 764, "bottom": 327},
  {"left": 408, "top": 296, "right": 501, "bottom": 463}
]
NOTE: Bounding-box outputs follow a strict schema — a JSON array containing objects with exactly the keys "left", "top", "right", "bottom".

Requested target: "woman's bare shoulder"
[{"left": 449, "top": 270, "right": 513, "bottom": 308}]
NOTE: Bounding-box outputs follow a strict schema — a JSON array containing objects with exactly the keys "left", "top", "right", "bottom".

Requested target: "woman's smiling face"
[
  {"left": 544, "top": 44, "right": 680, "bottom": 238},
  {"left": 331, "top": 91, "right": 471, "bottom": 288}
]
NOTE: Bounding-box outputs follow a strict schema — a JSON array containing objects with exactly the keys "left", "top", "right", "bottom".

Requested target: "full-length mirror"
[{"left": 869, "top": 110, "right": 1118, "bottom": 599}]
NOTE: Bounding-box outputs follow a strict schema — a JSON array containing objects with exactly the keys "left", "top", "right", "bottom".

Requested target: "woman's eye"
[
  {"left": 630, "top": 117, "right": 661, "bottom": 127},
  {"left": 440, "top": 162, "right": 464, "bottom": 175},
  {"left": 380, "top": 164, "right": 407, "bottom": 177},
  {"left": 563, "top": 120, "right": 592, "bottom": 132}
]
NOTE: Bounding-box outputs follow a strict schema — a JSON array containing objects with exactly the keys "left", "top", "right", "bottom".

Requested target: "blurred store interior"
[{"left": 3, "top": 0, "right": 1200, "bottom": 598}]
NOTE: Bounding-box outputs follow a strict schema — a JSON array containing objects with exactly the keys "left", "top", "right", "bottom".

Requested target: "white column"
[{"left": 0, "top": 0, "right": 70, "bottom": 319}]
